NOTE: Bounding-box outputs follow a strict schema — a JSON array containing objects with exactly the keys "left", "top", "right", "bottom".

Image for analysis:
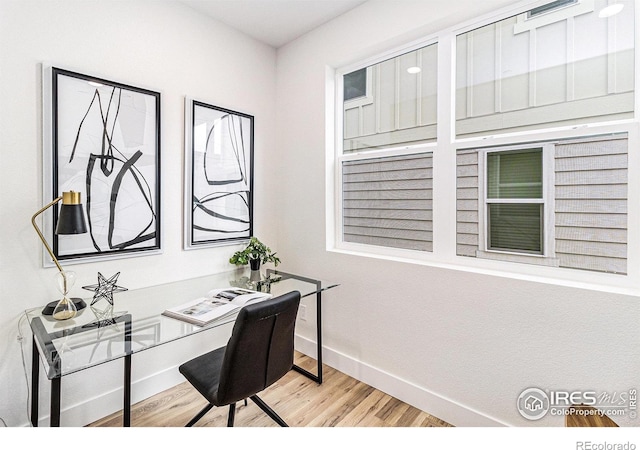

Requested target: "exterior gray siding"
[
  {"left": 343, "top": 153, "right": 433, "bottom": 251},
  {"left": 456, "top": 150, "right": 479, "bottom": 256},
  {"left": 554, "top": 137, "right": 628, "bottom": 274},
  {"left": 455, "top": 136, "right": 628, "bottom": 274}
]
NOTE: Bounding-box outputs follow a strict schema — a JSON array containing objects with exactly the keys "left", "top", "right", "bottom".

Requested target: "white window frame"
[{"left": 476, "top": 143, "right": 558, "bottom": 266}]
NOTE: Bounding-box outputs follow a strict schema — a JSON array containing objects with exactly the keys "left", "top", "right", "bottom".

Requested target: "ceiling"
[{"left": 178, "top": 0, "right": 368, "bottom": 48}]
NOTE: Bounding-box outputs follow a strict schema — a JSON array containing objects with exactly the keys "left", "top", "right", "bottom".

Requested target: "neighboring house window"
[
  {"left": 485, "top": 148, "right": 544, "bottom": 255},
  {"left": 344, "top": 68, "right": 367, "bottom": 101},
  {"left": 527, "top": 0, "right": 577, "bottom": 18}
]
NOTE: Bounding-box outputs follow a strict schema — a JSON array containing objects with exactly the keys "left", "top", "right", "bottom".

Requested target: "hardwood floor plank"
[
  {"left": 395, "top": 404, "right": 422, "bottom": 426},
  {"left": 88, "top": 352, "right": 453, "bottom": 428},
  {"left": 339, "top": 388, "right": 388, "bottom": 426},
  {"left": 307, "top": 382, "right": 376, "bottom": 427},
  {"left": 376, "top": 396, "right": 410, "bottom": 424}
]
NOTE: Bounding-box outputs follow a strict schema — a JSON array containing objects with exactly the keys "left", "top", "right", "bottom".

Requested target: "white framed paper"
[
  {"left": 42, "top": 65, "right": 161, "bottom": 264},
  {"left": 184, "top": 98, "right": 254, "bottom": 249}
]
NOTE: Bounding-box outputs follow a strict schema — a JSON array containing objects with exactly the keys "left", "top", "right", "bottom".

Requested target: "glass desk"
[{"left": 26, "top": 268, "right": 338, "bottom": 427}]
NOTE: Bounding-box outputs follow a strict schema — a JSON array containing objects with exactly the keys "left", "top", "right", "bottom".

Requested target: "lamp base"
[{"left": 41, "top": 298, "right": 87, "bottom": 316}]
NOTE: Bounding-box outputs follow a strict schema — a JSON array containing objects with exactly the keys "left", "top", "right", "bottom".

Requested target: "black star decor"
[{"left": 82, "top": 272, "right": 128, "bottom": 306}]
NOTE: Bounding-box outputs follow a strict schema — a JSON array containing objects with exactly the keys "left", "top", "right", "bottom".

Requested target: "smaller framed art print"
[
  {"left": 184, "top": 98, "right": 254, "bottom": 249},
  {"left": 42, "top": 65, "right": 161, "bottom": 264}
]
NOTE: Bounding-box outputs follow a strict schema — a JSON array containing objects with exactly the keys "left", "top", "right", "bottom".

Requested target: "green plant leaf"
[{"left": 229, "top": 237, "right": 280, "bottom": 267}]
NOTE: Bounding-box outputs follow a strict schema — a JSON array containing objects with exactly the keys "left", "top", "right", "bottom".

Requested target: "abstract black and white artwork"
[
  {"left": 44, "top": 67, "right": 161, "bottom": 263},
  {"left": 184, "top": 99, "right": 253, "bottom": 248}
]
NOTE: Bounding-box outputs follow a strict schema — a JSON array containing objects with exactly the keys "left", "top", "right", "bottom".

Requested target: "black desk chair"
[{"left": 179, "top": 290, "right": 301, "bottom": 427}]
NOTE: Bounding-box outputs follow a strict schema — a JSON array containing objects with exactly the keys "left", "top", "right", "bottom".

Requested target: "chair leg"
[
  {"left": 249, "top": 395, "right": 288, "bottom": 427},
  {"left": 227, "top": 403, "right": 236, "bottom": 427},
  {"left": 185, "top": 403, "right": 214, "bottom": 427}
]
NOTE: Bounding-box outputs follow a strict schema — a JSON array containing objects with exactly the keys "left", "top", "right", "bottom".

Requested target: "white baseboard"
[{"left": 294, "top": 334, "right": 509, "bottom": 427}]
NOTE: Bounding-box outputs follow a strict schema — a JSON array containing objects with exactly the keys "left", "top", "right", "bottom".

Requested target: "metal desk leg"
[
  {"left": 30, "top": 336, "right": 39, "bottom": 427},
  {"left": 124, "top": 355, "right": 131, "bottom": 426},
  {"left": 315, "top": 290, "right": 323, "bottom": 384},
  {"left": 30, "top": 317, "right": 62, "bottom": 426},
  {"left": 292, "top": 290, "right": 323, "bottom": 384},
  {"left": 123, "top": 314, "right": 132, "bottom": 427},
  {"left": 50, "top": 377, "right": 61, "bottom": 427}
]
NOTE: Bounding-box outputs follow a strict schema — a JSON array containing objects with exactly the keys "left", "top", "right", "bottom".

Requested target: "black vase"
[{"left": 249, "top": 259, "right": 261, "bottom": 271}]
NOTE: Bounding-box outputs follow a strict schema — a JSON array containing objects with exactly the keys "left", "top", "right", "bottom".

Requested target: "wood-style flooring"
[{"left": 88, "top": 352, "right": 453, "bottom": 427}]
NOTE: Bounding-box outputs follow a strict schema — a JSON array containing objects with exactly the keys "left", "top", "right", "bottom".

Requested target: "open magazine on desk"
[{"left": 162, "top": 287, "right": 272, "bottom": 326}]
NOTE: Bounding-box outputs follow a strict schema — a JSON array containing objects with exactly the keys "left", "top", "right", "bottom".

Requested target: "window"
[
  {"left": 342, "top": 43, "right": 438, "bottom": 154},
  {"left": 338, "top": 43, "right": 438, "bottom": 253},
  {"left": 456, "top": 0, "right": 634, "bottom": 138},
  {"left": 486, "top": 149, "right": 544, "bottom": 255},
  {"left": 344, "top": 68, "right": 367, "bottom": 101},
  {"left": 451, "top": 1, "right": 633, "bottom": 273},
  {"left": 342, "top": 152, "right": 433, "bottom": 252},
  {"left": 528, "top": 0, "right": 577, "bottom": 18},
  {"left": 334, "top": 0, "right": 634, "bottom": 281}
]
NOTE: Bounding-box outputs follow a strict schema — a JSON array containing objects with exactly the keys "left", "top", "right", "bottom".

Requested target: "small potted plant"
[{"left": 229, "top": 237, "right": 280, "bottom": 271}]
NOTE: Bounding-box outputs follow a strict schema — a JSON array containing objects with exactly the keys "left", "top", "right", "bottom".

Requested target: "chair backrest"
[{"left": 215, "top": 290, "right": 301, "bottom": 406}]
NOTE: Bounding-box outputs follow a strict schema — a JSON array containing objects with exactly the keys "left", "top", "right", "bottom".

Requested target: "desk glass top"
[{"left": 26, "top": 269, "right": 337, "bottom": 379}]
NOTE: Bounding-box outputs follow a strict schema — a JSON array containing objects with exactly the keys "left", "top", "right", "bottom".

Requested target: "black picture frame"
[
  {"left": 184, "top": 98, "right": 254, "bottom": 249},
  {"left": 44, "top": 66, "right": 161, "bottom": 263}
]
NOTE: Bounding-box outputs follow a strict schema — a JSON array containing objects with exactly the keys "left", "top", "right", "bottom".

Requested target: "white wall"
[
  {"left": 2, "top": 0, "right": 638, "bottom": 430},
  {"left": 0, "top": 0, "right": 277, "bottom": 426},
  {"left": 275, "top": 0, "right": 640, "bottom": 427}
]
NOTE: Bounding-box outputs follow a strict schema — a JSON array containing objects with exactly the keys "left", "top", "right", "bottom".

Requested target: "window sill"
[
  {"left": 328, "top": 244, "right": 637, "bottom": 296},
  {"left": 476, "top": 250, "right": 560, "bottom": 267}
]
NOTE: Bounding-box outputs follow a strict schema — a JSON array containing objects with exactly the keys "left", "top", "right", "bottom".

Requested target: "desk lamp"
[{"left": 31, "top": 191, "right": 88, "bottom": 320}]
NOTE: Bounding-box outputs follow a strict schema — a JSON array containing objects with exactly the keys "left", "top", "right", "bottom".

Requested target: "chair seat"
[{"left": 179, "top": 346, "right": 226, "bottom": 406}]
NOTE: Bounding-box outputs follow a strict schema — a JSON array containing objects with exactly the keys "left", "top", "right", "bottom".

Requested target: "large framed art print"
[
  {"left": 42, "top": 66, "right": 161, "bottom": 264},
  {"left": 184, "top": 98, "right": 254, "bottom": 249}
]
